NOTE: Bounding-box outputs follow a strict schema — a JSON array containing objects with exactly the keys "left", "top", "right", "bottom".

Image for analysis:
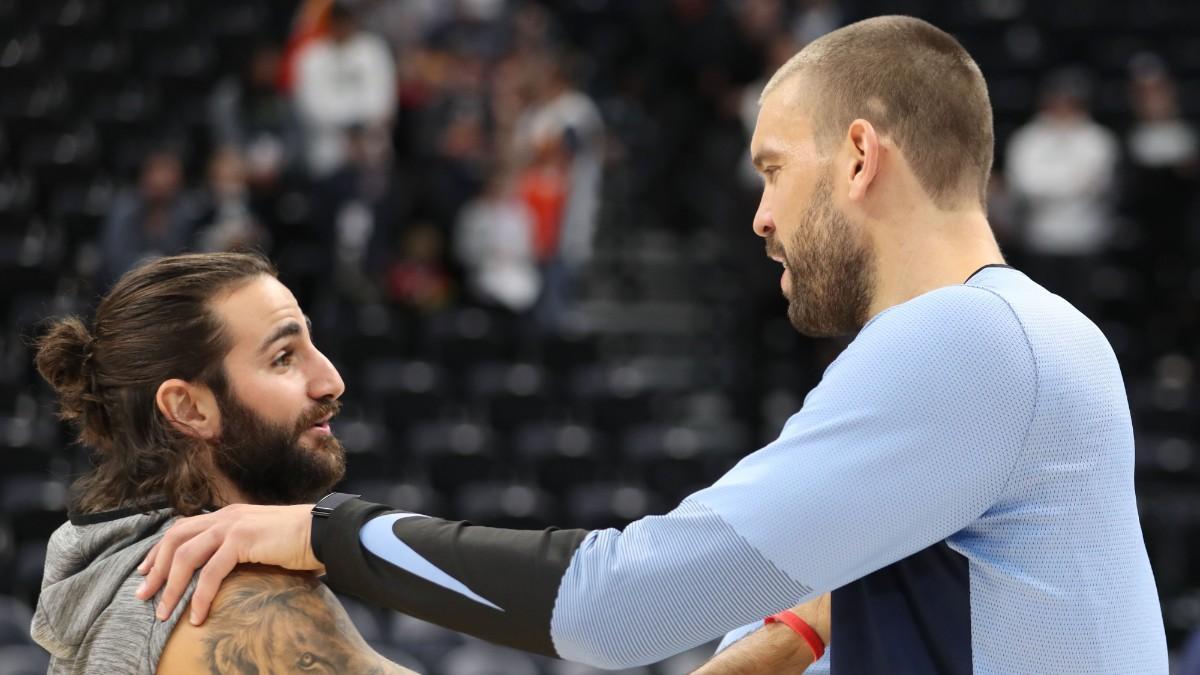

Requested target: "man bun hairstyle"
[
  {"left": 34, "top": 252, "right": 277, "bottom": 516},
  {"left": 35, "top": 316, "right": 111, "bottom": 450}
]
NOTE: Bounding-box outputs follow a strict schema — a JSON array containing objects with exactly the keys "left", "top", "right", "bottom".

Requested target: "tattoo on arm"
[{"left": 200, "top": 569, "right": 412, "bottom": 675}]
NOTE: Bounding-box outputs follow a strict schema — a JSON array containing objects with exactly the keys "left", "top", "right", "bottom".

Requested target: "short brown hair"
[
  {"left": 762, "top": 16, "right": 994, "bottom": 208},
  {"left": 35, "top": 252, "right": 276, "bottom": 516}
]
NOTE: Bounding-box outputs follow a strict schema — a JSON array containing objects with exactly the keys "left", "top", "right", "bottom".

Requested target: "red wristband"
[{"left": 764, "top": 610, "right": 825, "bottom": 661}]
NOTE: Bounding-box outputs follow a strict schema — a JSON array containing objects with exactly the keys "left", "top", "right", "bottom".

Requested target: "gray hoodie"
[{"left": 31, "top": 504, "right": 198, "bottom": 675}]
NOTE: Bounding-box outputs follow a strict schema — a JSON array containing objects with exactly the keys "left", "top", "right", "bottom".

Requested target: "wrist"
[
  {"left": 764, "top": 610, "right": 825, "bottom": 662},
  {"left": 294, "top": 504, "right": 323, "bottom": 572},
  {"left": 310, "top": 492, "right": 360, "bottom": 567}
]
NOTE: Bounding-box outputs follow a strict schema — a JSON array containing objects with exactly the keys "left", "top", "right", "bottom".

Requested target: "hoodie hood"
[{"left": 31, "top": 503, "right": 195, "bottom": 674}]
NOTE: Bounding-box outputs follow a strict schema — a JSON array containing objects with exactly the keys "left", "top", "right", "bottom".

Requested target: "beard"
[
  {"left": 211, "top": 391, "right": 346, "bottom": 505},
  {"left": 769, "top": 174, "right": 875, "bottom": 337}
]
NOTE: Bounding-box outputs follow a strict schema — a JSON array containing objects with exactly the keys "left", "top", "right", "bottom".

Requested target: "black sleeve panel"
[{"left": 313, "top": 497, "right": 590, "bottom": 657}]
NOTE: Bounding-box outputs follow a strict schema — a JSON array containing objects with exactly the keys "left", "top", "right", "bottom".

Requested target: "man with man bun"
[{"left": 31, "top": 252, "right": 415, "bottom": 674}]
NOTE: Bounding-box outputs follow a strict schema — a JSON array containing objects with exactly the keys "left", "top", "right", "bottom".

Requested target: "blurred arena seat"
[
  {"left": 513, "top": 421, "right": 607, "bottom": 498},
  {"left": 0, "top": 595, "right": 33, "bottom": 647},
  {"left": 0, "top": 643, "right": 50, "bottom": 675},
  {"left": 437, "top": 641, "right": 541, "bottom": 675}
]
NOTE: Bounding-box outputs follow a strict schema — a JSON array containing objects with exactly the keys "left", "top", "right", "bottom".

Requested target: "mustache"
[
  {"left": 765, "top": 237, "right": 785, "bottom": 261},
  {"left": 295, "top": 398, "right": 342, "bottom": 432}
]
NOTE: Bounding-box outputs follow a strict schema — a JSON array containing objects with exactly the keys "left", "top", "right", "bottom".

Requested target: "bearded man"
[{"left": 31, "top": 252, "right": 415, "bottom": 674}]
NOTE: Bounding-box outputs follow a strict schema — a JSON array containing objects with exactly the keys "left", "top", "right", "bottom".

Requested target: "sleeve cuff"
[{"left": 311, "top": 497, "right": 396, "bottom": 581}]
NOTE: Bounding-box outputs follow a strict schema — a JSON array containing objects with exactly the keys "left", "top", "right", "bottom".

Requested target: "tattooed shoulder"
[{"left": 157, "top": 565, "right": 417, "bottom": 675}]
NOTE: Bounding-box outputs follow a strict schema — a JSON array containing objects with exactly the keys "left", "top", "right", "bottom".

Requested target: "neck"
[
  {"left": 208, "top": 469, "right": 254, "bottom": 507},
  {"left": 866, "top": 207, "right": 1005, "bottom": 320}
]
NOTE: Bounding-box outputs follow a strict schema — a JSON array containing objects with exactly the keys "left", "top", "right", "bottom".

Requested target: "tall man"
[{"left": 139, "top": 17, "right": 1169, "bottom": 674}]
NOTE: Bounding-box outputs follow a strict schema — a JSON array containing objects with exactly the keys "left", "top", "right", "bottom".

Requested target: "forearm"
[
  {"left": 315, "top": 497, "right": 588, "bottom": 657},
  {"left": 692, "top": 624, "right": 815, "bottom": 674},
  {"left": 315, "top": 497, "right": 814, "bottom": 669}
]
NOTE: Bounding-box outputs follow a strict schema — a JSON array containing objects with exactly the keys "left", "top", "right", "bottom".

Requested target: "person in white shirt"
[
  {"left": 511, "top": 55, "right": 604, "bottom": 329},
  {"left": 1005, "top": 69, "right": 1119, "bottom": 310},
  {"left": 513, "top": 55, "right": 604, "bottom": 271},
  {"left": 455, "top": 168, "right": 541, "bottom": 313},
  {"left": 295, "top": 2, "right": 396, "bottom": 177}
]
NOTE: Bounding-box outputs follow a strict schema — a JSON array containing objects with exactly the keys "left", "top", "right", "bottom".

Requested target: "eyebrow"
[{"left": 257, "top": 315, "right": 313, "bottom": 355}]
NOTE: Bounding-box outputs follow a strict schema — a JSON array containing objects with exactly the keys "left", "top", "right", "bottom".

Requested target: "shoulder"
[
  {"left": 824, "top": 284, "right": 1037, "bottom": 411},
  {"left": 158, "top": 565, "right": 414, "bottom": 675},
  {"left": 864, "top": 284, "right": 1030, "bottom": 357}
]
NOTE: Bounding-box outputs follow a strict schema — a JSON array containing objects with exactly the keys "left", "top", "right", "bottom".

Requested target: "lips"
[
  {"left": 299, "top": 400, "right": 342, "bottom": 435},
  {"left": 310, "top": 413, "right": 334, "bottom": 433}
]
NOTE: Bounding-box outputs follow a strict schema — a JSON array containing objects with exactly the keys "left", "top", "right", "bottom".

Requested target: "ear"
[
  {"left": 844, "top": 119, "right": 881, "bottom": 203},
  {"left": 155, "top": 378, "right": 220, "bottom": 440}
]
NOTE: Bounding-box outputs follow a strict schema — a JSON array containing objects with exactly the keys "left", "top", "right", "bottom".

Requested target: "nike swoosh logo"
[{"left": 359, "top": 512, "right": 503, "bottom": 611}]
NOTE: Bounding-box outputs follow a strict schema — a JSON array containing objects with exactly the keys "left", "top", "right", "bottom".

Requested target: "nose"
[
  {"left": 308, "top": 348, "right": 345, "bottom": 401},
  {"left": 752, "top": 190, "right": 774, "bottom": 239}
]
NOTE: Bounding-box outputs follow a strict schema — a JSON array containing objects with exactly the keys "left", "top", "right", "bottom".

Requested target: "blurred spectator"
[
  {"left": 384, "top": 221, "right": 453, "bottom": 312},
  {"left": 425, "top": 96, "right": 490, "bottom": 230},
  {"left": 278, "top": 0, "right": 336, "bottom": 93},
  {"left": 195, "top": 147, "right": 271, "bottom": 253},
  {"left": 514, "top": 53, "right": 604, "bottom": 269},
  {"left": 510, "top": 53, "right": 604, "bottom": 329},
  {"left": 309, "top": 123, "right": 407, "bottom": 302},
  {"left": 357, "top": 0, "right": 451, "bottom": 57},
  {"left": 1006, "top": 68, "right": 1118, "bottom": 307},
  {"left": 1123, "top": 54, "right": 1198, "bottom": 300},
  {"left": 427, "top": 0, "right": 512, "bottom": 60},
  {"left": 205, "top": 42, "right": 301, "bottom": 247},
  {"left": 295, "top": 1, "right": 396, "bottom": 176},
  {"left": 208, "top": 42, "right": 299, "bottom": 179},
  {"left": 516, "top": 137, "right": 570, "bottom": 328},
  {"left": 455, "top": 167, "right": 540, "bottom": 313},
  {"left": 101, "top": 149, "right": 198, "bottom": 285},
  {"left": 516, "top": 139, "right": 568, "bottom": 264}
]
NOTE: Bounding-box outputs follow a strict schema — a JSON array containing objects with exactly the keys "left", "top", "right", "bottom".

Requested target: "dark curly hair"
[{"left": 35, "top": 252, "right": 276, "bottom": 516}]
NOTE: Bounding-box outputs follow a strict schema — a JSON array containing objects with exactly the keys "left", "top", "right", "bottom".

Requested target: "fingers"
[
  {"left": 155, "top": 528, "right": 223, "bottom": 620},
  {"left": 136, "top": 515, "right": 213, "bottom": 601},
  {"left": 188, "top": 542, "right": 240, "bottom": 625},
  {"left": 136, "top": 541, "right": 159, "bottom": 577}
]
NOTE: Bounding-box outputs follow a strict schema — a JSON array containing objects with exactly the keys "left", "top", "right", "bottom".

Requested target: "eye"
[
  {"left": 272, "top": 350, "right": 294, "bottom": 368},
  {"left": 297, "top": 652, "right": 317, "bottom": 669},
  {"left": 764, "top": 166, "right": 781, "bottom": 182}
]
